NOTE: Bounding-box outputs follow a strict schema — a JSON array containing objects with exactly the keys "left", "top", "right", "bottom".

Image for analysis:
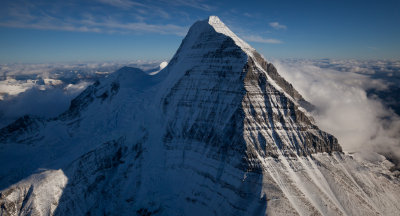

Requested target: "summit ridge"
[{"left": 207, "top": 16, "right": 255, "bottom": 54}]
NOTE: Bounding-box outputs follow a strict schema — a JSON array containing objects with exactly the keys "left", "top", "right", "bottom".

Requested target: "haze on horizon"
[{"left": 0, "top": 0, "right": 399, "bottom": 64}]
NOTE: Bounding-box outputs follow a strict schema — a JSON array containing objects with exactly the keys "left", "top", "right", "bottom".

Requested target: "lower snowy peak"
[
  {"left": 0, "top": 16, "right": 399, "bottom": 216},
  {"left": 159, "top": 61, "right": 168, "bottom": 70},
  {"left": 147, "top": 61, "right": 169, "bottom": 75}
]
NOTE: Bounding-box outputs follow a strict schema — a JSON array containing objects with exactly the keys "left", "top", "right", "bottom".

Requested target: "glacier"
[{"left": 0, "top": 16, "right": 400, "bottom": 216}]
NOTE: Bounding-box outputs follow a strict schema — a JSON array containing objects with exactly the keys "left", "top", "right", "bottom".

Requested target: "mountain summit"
[
  {"left": 162, "top": 15, "right": 341, "bottom": 159},
  {"left": 1, "top": 16, "right": 399, "bottom": 216}
]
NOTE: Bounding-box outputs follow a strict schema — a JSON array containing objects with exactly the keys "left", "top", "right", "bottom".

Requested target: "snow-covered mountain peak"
[
  {"left": 1, "top": 17, "right": 400, "bottom": 216},
  {"left": 207, "top": 15, "right": 221, "bottom": 23},
  {"left": 206, "top": 15, "right": 255, "bottom": 55},
  {"left": 160, "top": 17, "right": 341, "bottom": 159},
  {"left": 159, "top": 61, "right": 168, "bottom": 70},
  {"left": 167, "top": 15, "right": 254, "bottom": 68}
]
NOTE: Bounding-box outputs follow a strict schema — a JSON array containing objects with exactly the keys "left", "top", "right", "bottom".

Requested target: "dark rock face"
[
  {"left": 242, "top": 58, "right": 341, "bottom": 159},
  {"left": 0, "top": 115, "right": 44, "bottom": 144},
  {"left": 253, "top": 51, "right": 315, "bottom": 112},
  {"left": 161, "top": 33, "right": 249, "bottom": 167}
]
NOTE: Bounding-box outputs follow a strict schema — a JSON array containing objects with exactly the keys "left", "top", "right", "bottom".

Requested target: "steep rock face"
[
  {"left": 161, "top": 16, "right": 340, "bottom": 168},
  {"left": 242, "top": 58, "right": 341, "bottom": 159},
  {"left": 0, "top": 16, "right": 399, "bottom": 216}
]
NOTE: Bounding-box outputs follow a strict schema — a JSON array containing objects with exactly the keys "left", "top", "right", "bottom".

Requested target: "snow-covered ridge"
[
  {"left": 207, "top": 16, "right": 255, "bottom": 55},
  {"left": 205, "top": 16, "right": 311, "bottom": 116}
]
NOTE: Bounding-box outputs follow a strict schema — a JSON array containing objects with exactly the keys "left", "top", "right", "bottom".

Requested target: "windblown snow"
[{"left": 0, "top": 16, "right": 399, "bottom": 216}]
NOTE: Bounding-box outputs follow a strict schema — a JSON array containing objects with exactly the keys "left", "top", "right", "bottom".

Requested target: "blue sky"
[{"left": 0, "top": 0, "right": 399, "bottom": 63}]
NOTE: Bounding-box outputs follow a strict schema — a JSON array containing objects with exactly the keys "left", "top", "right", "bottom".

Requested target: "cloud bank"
[
  {"left": 0, "top": 82, "right": 89, "bottom": 127},
  {"left": 272, "top": 59, "right": 400, "bottom": 162}
]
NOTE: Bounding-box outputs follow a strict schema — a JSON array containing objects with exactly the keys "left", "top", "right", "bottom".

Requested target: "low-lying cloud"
[
  {"left": 272, "top": 59, "right": 400, "bottom": 162},
  {"left": 0, "top": 82, "right": 90, "bottom": 128},
  {"left": 0, "top": 61, "right": 164, "bottom": 127}
]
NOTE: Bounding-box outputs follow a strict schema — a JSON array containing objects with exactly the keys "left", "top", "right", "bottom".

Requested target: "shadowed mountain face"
[{"left": 1, "top": 16, "right": 399, "bottom": 216}]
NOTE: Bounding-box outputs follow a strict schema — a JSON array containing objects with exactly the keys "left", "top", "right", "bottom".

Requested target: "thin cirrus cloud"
[
  {"left": 159, "top": 0, "right": 214, "bottom": 11},
  {"left": 96, "top": 0, "right": 213, "bottom": 15},
  {"left": 97, "top": 0, "right": 214, "bottom": 11},
  {"left": 96, "top": 0, "right": 145, "bottom": 8},
  {"left": 80, "top": 19, "right": 189, "bottom": 36},
  {"left": 0, "top": 0, "right": 189, "bottom": 36},
  {"left": 269, "top": 22, "right": 287, "bottom": 30},
  {"left": 241, "top": 35, "right": 283, "bottom": 44},
  {"left": 0, "top": 6, "right": 189, "bottom": 36},
  {"left": 0, "top": 0, "right": 283, "bottom": 46},
  {"left": 96, "top": 0, "right": 171, "bottom": 19},
  {"left": 0, "top": 18, "right": 188, "bottom": 36}
]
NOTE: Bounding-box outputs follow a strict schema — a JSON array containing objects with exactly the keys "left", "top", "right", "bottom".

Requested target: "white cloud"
[
  {"left": 0, "top": 79, "right": 37, "bottom": 99},
  {"left": 64, "top": 81, "right": 91, "bottom": 94},
  {"left": 272, "top": 59, "right": 400, "bottom": 160},
  {"left": 269, "top": 22, "right": 287, "bottom": 30},
  {"left": 0, "top": 86, "right": 77, "bottom": 127},
  {"left": 241, "top": 35, "right": 282, "bottom": 44}
]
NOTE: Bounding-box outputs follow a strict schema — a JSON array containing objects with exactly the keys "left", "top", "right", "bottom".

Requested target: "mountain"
[{"left": 1, "top": 16, "right": 400, "bottom": 216}]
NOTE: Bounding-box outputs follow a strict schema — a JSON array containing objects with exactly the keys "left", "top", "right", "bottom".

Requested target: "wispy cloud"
[
  {"left": 97, "top": 0, "right": 171, "bottom": 18},
  {"left": 0, "top": 20, "right": 103, "bottom": 33},
  {"left": 241, "top": 35, "right": 282, "bottom": 44},
  {"left": 269, "top": 22, "right": 287, "bottom": 30},
  {"left": 0, "top": 0, "right": 193, "bottom": 36},
  {"left": 81, "top": 18, "right": 188, "bottom": 36},
  {"left": 243, "top": 13, "right": 252, "bottom": 17},
  {"left": 161, "top": 0, "right": 214, "bottom": 11},
  {"left": 96, "top": 0, "right": 144, "bottom": 8},
  {"left": 0, "top": 1, "right": 188, "bottom": 36},
  {"left": 0, "top": 0, "right": 272, "bottom": 42},
  {"left": 0, "top": 18, "right": 188, "bottom": 36}
]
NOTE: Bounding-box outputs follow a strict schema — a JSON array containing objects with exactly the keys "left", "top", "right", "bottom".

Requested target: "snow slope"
[{"left": 1, "top": 16, "right": 400, "bottom": 216}]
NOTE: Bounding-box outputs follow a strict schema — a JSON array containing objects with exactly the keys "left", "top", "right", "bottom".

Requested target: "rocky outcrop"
[{"left": 0, "top": 115, "right": 45, "bottom": 144}]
